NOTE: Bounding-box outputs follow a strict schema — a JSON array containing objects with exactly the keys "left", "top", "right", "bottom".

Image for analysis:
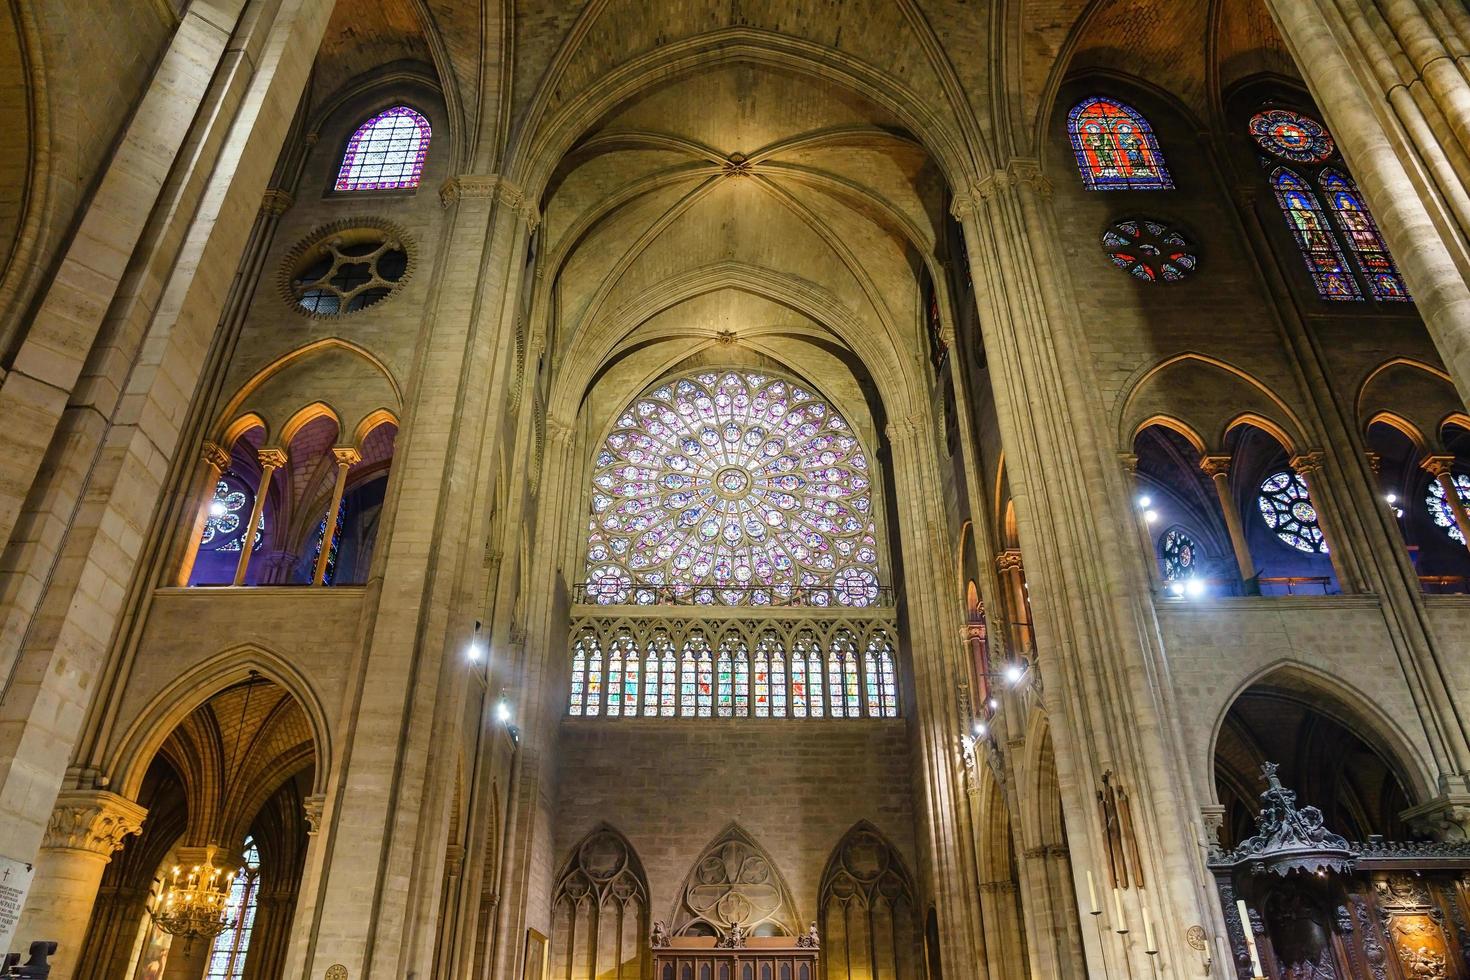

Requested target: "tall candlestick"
[
  {"left": 1142, "top": 905, "right": 1157, "bottom": 952},
  {"left": 1113, "top": 887, "right": 1129, "bottom": 934},
  {"left": 1236, "top": 899, "right": 1264, "bottom": 976},
  {"left": 1087, "top": 870, "right": 1100, "bottom": 914}
]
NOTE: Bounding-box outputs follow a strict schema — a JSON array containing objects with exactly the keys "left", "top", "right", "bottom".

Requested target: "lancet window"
[
  {"left": 205, "top": 838, "right": 260, "bottom": 980},
  {"left": 335, "top": 106, "right": 431, "bottom": 192},
  {"left": 1067, "top": 97, "right": 1173, "bottom": 191}
]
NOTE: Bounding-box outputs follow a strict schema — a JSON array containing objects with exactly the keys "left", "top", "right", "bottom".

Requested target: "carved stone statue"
[
  {"left": 796, "top": 921, "right": 820, "bottom": 949},
  {"left": 650, "top": 921, "right": 670, "bottom": 949},
  {"left": 715, "top": 924, "right": 748, "bottom": 949}
]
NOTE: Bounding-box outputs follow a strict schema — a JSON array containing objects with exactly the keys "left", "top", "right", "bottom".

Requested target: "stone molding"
[
  {"left": 259, "top": 190, "right": 295, "bottom": 216},
  {"left": 41, "top": 790, "right": 148, "bottom": 857},
  {"left": 1289, "top": 450, "right": 1326, "bottom": 475},
  {"left": 331, "top": 447, "right": 363, "bottom": 467},
  {"left": 950, "top": 159, "right": 1053, "bottom": 219},
  {"left": 1420, "top": 453, "right": 1457, "bottom": 478},
  {"left": 1401, "top": 795, "right": 1470, "bottom": 841},
  {"left": 201, "top": 441, "right": 231, "bottom": 473},
  {"left": 1199, "top": 454, "right": 1232, "bottom": 478},
  {"left": 438, "top": 174, "right": 542, "bottom": 229},
  {"left": 303, "top": 795, "right": 326, "bottom": 835},
  {"left": 257, "top": 447, "right": 289, "bottom": 469}
]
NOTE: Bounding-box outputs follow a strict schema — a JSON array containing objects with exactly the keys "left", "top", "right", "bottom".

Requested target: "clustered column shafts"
[{"left": 1199, "top": 455, "right": 1256, "bottom": 584}]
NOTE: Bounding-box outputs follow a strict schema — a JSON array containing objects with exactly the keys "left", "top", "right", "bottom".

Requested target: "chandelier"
[
  {"left": 148, "top": 850, "right": 237, "bottom": 945},
  {"left": 147, "top": 671, "right": 262, "bottom": 946}
]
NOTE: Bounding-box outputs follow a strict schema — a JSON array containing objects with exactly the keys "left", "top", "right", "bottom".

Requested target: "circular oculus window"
[
  {"left": 280, "top": 221, "right": 414, "bottom": 317},
  {"left": 1101, "top": 219, "right": 1198, "bottom": 282},
  {"left": 1249, "top": 109, "right": 1335, "bottom": 164}
]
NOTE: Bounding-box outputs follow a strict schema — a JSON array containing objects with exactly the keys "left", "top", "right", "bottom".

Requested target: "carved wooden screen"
[
  {"left": 819, "top": 824, "right": 920, "bottom": 980},
  {"left": 671, "top": 825, "right": 799, "bottom": 938},
  {"left": 652, "top": 938, "right": 819, "bottom": 980},
  {"left": 550, "top": 826, "right": 650, "bottom": 980}
]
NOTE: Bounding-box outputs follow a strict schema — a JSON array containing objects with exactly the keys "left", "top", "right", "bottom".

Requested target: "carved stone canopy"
[{"left": 1214, "top": 763, "right": 1357, "bottom": 877}]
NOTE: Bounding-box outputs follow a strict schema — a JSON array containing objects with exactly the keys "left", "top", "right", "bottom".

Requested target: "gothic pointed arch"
[
  {"left": 550, "top": 825, "right": 651, "bottom": 980},
  {"left": 818, "top": 823, "right": 920, "bottom": 980},
  {"left": 670, "top": 824, "right": 798, "bottom": 938}
]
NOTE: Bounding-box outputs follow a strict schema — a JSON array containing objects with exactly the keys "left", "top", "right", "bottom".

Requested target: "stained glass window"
[
  {"left": 1258, "top": 471, "right": 1328, "bottom": 553},
  {"left": 569, "top": 634, "right": 589, "bottom": 715},
  {"left": 1068, "top": 97, "right": 1174, "bottom": 191},
  {"left": 1320, "top": 169, "right": 1410, "bottom": 302},
  {"left": 205, "top": 838, "right": 260, "bottom": 980},
  {"left": 692, "top": 634, "right": 713, "bottom": 717},
  {"left": 584, "top": 371, "right": 882, "bottom": 607},
  {"left": 1250, "top": 109, "right": 1335, "bottom": 163},
  {"left": 1159, "top": 529, "right": 1197, "bottom": 580},
  {"left": 310, "top": 505, "right": 346, "bottom": 585},
  {"left": 335, "top": 106, "right": 431, "bottom": 191},
  {"left": 1101, "top": 220, "right": 1198, "bottom": 282},
  {"left": 655, "top": 632, "right": 677, "bottom": 717},
  {"left": 585, "top": 640, "right": 604, "bottom": 716},
  {"left": 1426, "top": 473, "right": 1470, "bottom": 544},
  {"left": 201, "top": 476, "right": 263, "bottom": 554},
  {"left": 1270, "top": 168, "right": 1361, "bottom": 301},
  {"left": 864, "top": 634, "right": 898, "bottom": 718}
]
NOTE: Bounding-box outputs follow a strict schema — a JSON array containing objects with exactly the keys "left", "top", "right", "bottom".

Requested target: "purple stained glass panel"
[{"left": 336, "top": 106, "right": 431, "bottom": 191}]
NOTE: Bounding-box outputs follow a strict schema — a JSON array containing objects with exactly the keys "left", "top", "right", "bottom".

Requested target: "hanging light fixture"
[{"left": 148, "top": 672, "right": 262, "bottom": 947}]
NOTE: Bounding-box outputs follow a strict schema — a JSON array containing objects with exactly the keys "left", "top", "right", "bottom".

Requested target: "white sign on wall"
[{"left": 0, "top": 856, "right": 34, "bottom": 957}]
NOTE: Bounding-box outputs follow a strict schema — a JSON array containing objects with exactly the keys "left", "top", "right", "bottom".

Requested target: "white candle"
[
  {"left": 1142, "top": 905, "right": 1156, "bottom": 952},
  {"left": 1086, "top": 870, "right": 1100, "bottom": 914},
  {"left": 1113, "top": 888, "right": 1129, "bottom": 934},
  {"left": 1236, "top": 899, "right": 1264, "bottom": 976}
]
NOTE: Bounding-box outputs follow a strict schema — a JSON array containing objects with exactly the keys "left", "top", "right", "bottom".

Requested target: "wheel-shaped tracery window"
[
  {"left": 1258, "top": 471, "right": 1327, "bottom": 553},
  {"left": 200, "top": 475, "right": 263, "bottom": 554},
  {"left": 1426, "top": 473, "right": 1470, "bottom": 545},
  {"left": 1249, "top": 109, "right": 1335, "bottom": 164},
  {"left": 1159, "top": 528, "right": 1198, "bottom": 580},
  {"left": 584, "top": 370, "right": 882, "bottom": 606},
  {"left": 1101, "top": 219, "right": 1198, "bottom": 282}
]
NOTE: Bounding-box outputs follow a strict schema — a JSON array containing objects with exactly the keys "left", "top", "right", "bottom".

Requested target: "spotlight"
[
  {"left": 1168, "top": 581, "right": 1185, "bottom": 597},
  {"left": 208, "top": 500, "right": 228, "bottom": 518},
  {"left": 496, "top": 699, "right": 512, "bottom": 724},
  {"left": 1004, "top": 663, "right": 1025, "bottom": 685},
  {"left": 467, "top": 620, "right": 485, "bottom": 663},
  {"left": 1185, "top": 578, "right": 1205, "bottom": 598},
  {"left": 1137, "top": 495, "right": 1152, "bottom": 509},
  {"left": 1385, "top": 492, "right": 1398, "bottom": 504},
  {"left": 973, "top": 720, "right": 988, "bottom": 737},
  {"left": 1144, "top": 510, "right": 1159, "bottom": 523},
  {"left": 987, "top": 698, "right": 999, "bottom": 710}
]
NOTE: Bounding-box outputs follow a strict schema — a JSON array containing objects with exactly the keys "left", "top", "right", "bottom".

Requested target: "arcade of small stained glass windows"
[
  {"left": 335, "top": 106, "right": 431, "bottom": 191},
  {"left": 1426, "top": 473, "right": 1470, "bottom": 545},
  {"left": 1159, "top": 528, "right": 1198, "bottom": 580},
  {"left": 1068, "top": 97, "right": 1174, "bottom": 191},
  {"left": 283, "top": 225, "right": 412, "bottom": 317},
  {"left": 1258, "top": 471, "right": 1328, "bottom": 554},
  {"left": 1101, "top": 220, "right": 1198, "bottom": 282},
  {"left": 582, "top": 370, "right": 883, "bottom": 607},
  {"left": 200, "top": 475, "right": 263, "bottom": 554},
  {"left": 1249, "top": 109, "right": 1335, "bottom": 164}
]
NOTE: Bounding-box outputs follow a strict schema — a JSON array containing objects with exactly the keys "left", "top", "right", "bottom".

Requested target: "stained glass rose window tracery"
[
  {"left": 1258, "top": 471, "right": 1328, "bottom": 554},
  {"left": 1101, "top": 219, "right": 1198, "bottom": 282},
  {"left": 200, "top": 475, "right": 263, "bottom": 554},
  {"left": 1068, "top": 97, "right": 1174, "bottom": 191},
  {"left": 583, "top": 370, "right": 883, "bottom": 606},
  {"left": 1250, "top": 109, "right": 1335, "bottom": 164},
  {"left": 1159, "top": 528, "right": 1198, "bottom": 580},
  {"left": 1426, "top": 473, "right": 1470, "bottom": 544}
]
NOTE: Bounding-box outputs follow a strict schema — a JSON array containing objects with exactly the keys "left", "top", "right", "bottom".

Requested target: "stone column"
[
  {"left": 1421, "top": 454, "right": 1470, "bottom": 556},
  {"left": 233, "top": 448, "right": 285, "bottom": 586},
  {"left": 1290, "top": 451, "right": 1357, "bottom": 591},
  {"left": 1198, "top": 455, "right": 1255, "bottom": 584},
  {"left": 1119, "top": 454, "right": 1162, "bottom": 591},
  {"left": 313, "top": 448, "right": 361, "bottom": 585},
  {"left": 176, "top": 442, "right": 232, "bottom": 586},
  {"left": 1262, "top": 0, "right": 1470, "bottom": 407},
  {"left": 993, "top": 550, "right": 1032, "bottom": 657},
  {"left": 15, "top": 791, "right": 146, "bottom": 980}
]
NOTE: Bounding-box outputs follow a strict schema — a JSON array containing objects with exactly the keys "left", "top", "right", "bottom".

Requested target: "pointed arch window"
[
  {"left": 1068, "top": 97, "right": 1174, "bottom": 191},
  {"left": 1320, "top": 169, "right": 1410, "bottom": 302},
  {"left": 1269, "top": 168, "right": 1360, "bottom": 301},
  {"left": 205, "top": 838, "right": 260, "bottom": 980},
  {"left": 335, "top": 106, "right": 431, "bottom": 192}
]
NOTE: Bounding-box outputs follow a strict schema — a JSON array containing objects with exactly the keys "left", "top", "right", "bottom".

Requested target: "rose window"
[
  {"left": 1101, "top": 220, "right": 1198, "bottom": 282},
  {"left": 1250, "top": 109, "right": 1335, "bottom": 164},
  {"left": 583, "top": 371, "right": 883, "bottom": 606},
  {"left": 1258, "top": 471, "right": 1327, "bottom": 553}
]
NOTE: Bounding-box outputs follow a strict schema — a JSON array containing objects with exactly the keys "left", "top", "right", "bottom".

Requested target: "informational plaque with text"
[{"left": 0, "top": 856, "right": 34, "bottom": 956}]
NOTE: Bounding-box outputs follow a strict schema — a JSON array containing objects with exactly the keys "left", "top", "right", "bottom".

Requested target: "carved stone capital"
[
  {"left": 331, "top": 447, "right": 363, "bottom": 468},
  {"left": 444, "top": 843, "right": 465, "bottom": 876},
  {"left": 1420, "top": 453, "right": 1457, "bottom": 479},
  {"left": 1364, "top": 450, "right": 1382, "bottom": 475},
  {"left": 439, "top": 175, "right": 542, "bottom": 229},
  {"left": 1199, "top": 454, "right": 1232, "bottom": 479},
  {"left": 259, "top": 190, "right": 295, "bottom": 216},
  {"left": 42, "top": 790, "right": 147, "bottom": 858},
  {"left": 202, "top": 441, "right": 231, "bottom": 473},
  {"left": 1289, "top": 450, "right": 1326, "bottom": 475},
  {"left": 257, "top": 447, "right": 288, "bottom": 470},
  {"left": 994, "top": 550, "right": 1024, "bottom": 574},
  {"left": 546, "top": 416, "right": 575, "bottom": 445},
  {"left": 1401, "top": 795, "right": 1470, "bottom": 842},
  {"left": 1117, "top": 452, "right": 1139, "bottom": 475},
  {"left": 978, "top": 880, "right": 1017, "bottom": 895},
  {"left": 303, "top": 794, "right": 326, "bottom": 835},
  {"left": 948, "top": 190, "right": 978, "bottom": 222},
  {"left": 1200, "top": 804, "right": 1226, "bottom": 849}
]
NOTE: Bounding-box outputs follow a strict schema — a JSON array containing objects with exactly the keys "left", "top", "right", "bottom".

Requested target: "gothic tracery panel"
[
  {"left": 819, "top": 824, "right": 920, "bottom": 980},
  {"left": 550, "top": 826, "right": 651, "bottom": 980},
  {"left": 671, "top": 825, "right": 798, "bottom": 939}
]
